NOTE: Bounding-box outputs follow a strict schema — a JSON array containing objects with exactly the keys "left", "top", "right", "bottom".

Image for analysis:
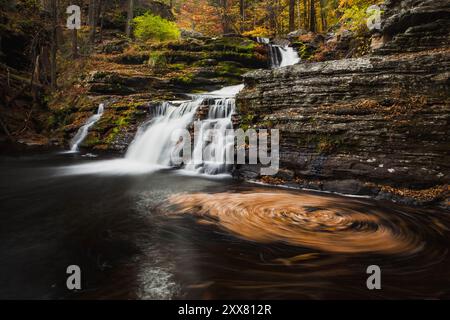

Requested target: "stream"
[{"left": 0, "top": 152, "right": 449, "bottom": 299}]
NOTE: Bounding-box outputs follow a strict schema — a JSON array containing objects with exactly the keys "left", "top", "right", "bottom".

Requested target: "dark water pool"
[{"left": 0, "top": 152, "right": 449, "bottom": 299}]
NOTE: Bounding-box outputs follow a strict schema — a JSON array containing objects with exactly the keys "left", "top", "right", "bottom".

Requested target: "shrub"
[
  {"left": 242, "top": 26, "right": 271, "bottom": 38},
  {"left": 133, "top": 13, "right": 180, "bottom": 42}
]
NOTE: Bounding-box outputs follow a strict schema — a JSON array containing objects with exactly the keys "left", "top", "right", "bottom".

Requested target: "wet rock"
[
  {"left": 275, "top": 169, "right": 295, "bottom": 181},
  {"left": 100, "top": 40, "right": 129, "bottom": 54},
  {"left": 235, "top": 0, "right": 450, "bottom": 199},
  {"left": 181, "top": 29, "right": 205, "bottom": 39},
  {"left": 375, "top": 0, "right": 450, "bottom": 54},
  {"left": 287, "top": 29, "right": 308, "bottom": 38},
  {"left": 322, "top": 180, "right": 370, "bottom": 196}
]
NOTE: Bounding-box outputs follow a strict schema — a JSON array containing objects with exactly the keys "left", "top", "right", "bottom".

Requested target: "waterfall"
[
  {"left": 124, "top": 37, "right": 299, "bottom": 176},
  {"left": 125, "top": 85, "right": 243, "bottom": 174},
  {"left": 125, "top": 99, "right": 204, "bottom": 165},
  {"left": 256, "top": 37, "right": 300, "bottom": 68},
  {"left": 185, "top": 96, "right": 237, "bottom": 175},
  {"left": 70, "top": 103, "right": 105, "bottom": 152}
]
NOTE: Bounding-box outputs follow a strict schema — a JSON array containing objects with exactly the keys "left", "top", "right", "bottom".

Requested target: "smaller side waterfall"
[
  {"left": 70, "top": 103, "right": 105, "bottom": 152},
  {"left": 256, "top": 37, "right": 300, "bottom": 68}
]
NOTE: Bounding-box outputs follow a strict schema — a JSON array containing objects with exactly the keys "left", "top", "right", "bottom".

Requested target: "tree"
[
  {"left": 177, "top": 0, "right": 223, "bottom": 35},
  {"left": 289, "top": 0, "right": 295, "bottom": 31},
  {"left": 309, "top": 0, "right": 316, "bottom": 32},
  {"left": 50, "top": 0, "right": 57, "bottom": 89},
  {"left": 126, "top": 0, "right": 135, "bottom": 37},
  {"left": 239, "top": 0, "right": 245, "bottom": 32}
]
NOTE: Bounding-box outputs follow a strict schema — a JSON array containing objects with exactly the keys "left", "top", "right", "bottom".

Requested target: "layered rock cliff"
[{"left": 236, "top": 0, "right": 450, "bottom": 206}]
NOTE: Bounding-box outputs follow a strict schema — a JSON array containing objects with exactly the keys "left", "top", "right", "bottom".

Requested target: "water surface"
[{"left": 0, "top": 152, "right": 449, "bottom": 299}]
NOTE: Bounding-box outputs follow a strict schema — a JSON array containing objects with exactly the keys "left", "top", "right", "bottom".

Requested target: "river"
[{"left": 0, "top": 152, "right": 449, "bottom": 299}]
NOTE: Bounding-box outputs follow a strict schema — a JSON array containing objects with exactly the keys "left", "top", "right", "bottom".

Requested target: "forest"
[{"left": 1, "top": 0, "right": 381, "bottom": 83}]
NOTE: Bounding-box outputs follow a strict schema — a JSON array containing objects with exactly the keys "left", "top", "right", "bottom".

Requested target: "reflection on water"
[{"left": 0, "top": 153, "right": 449, "bottom": 299}]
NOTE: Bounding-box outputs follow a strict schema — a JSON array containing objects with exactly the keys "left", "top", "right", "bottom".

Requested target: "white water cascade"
[
  {"left": 125, "top": 85, "right": 243, "bottom": 174},
  {"left": 125, "top": 99, "right": 204, "bottom": 166},
  {"left": 124, "top": 38, "right": 299, "bottom": 175},
  {"left": 256, "top": 37, "right": 300, "bottom": 68},
  {"left": 70, "top": 103, "right": 105, "bottom": 152},
  {"left": 185, "top": 90, "right": 239, "bottom": 174}
]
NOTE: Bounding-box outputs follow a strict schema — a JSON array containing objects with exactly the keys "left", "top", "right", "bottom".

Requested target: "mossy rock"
[
  {"left": 293, "top": 42, "right": 317, "bottom": 60},
  {"left": 204, "top": 37, "right": 258, "bottom": 53},
  {"left": 81, "top": 132, "right": 101, "bottom": 148},
  {"left": 100, "top": 40, "right": 129, "bottom": 54},
  {"left": 112, "top": 53, "right": 150, "bottom": 65},
  {"left": 89, "top": 83, "right": 136, "bottom": 95},
  {"left": 215, "top": 61, "right": 248, "bottom": 77},
  {"left": 193, "top": 59, "right": 218, "bottom": 67},
  {"left": 209, "top": 51, "right": 267, "bottom": 68}
]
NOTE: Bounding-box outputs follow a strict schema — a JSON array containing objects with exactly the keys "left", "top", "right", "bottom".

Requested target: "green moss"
[
  {"left": 147, "top": 51, "right": 167, "bottom": 68},
  {"left": 256, "top": 120, "right": 275, "bottom": 128},
  {"left": 294, "top": 42, "right": 316, "bottom": 60},
  {"left": 82, "top": 133, "right": 101, "bottom": 147},
  {"left": 105, "top": 127, "right": 120, "bottom": 144},
  {"left": 215, "top": 61, "right": 247, "bottom": 77},
  {"left": 168, "top": 63, "right": 186, "bottom": 70},
  {"left": 173, "top": 72, "right": 194, "bottom": 84},
  {"left": 239, "top": 113, "right": 257, "bottom": 131},
  {"left": 46, "top": 115, "right": 57, "bottom": 129},
  {"left": 205, "top": 37, "right": 257, "bottom": 53},
  {"left": 297, "top": 134, "right": 346, "bottom": 154}
]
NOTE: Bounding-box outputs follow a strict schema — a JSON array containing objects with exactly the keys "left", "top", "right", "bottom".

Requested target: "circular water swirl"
[{"left": 167, "top": 190, "right": 429, "bottom": 254}]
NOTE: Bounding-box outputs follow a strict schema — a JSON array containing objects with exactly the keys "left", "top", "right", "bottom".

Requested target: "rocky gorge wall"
[
  {"left": 235, "top": 0, "right": 450, "bottom": 206},
  {"left": 48, "top": 36, "right": 268, "bottom": 153}
]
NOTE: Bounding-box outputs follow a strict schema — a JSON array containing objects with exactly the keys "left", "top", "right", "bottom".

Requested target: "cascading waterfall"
[
  {"left": 185, "top": 95, "right": 237, "bottom": 175},
  {"left": 256, "top": 37, "right": 300, "bottom": 68},
  {"left": 125, "top": 85, "right": 243, "bottom": 175},
  {"left": 125, "top": 38, "right": 299, "bottom": 175},
  {"left": 125, "top": 99, "right": 204, "bottom": 166},
  {"left": 70, "top": 103, "right": 105, "bottom": 152}
]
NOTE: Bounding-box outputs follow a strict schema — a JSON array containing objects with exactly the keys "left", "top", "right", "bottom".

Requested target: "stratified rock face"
[
  {"left": 236, "top": 0, "right": 450, "bottom": 196},
  {"left": 375, "top": 0, "right": 450, "bottom": 54}
]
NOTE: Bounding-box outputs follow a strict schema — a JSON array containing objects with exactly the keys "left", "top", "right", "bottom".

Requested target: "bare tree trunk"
[
  {"left": 126, "top": 0, "right": 134, "bottom": 38},
  {"left": 50, "top": 0, "right": 57, "bottom": 89},
  {"left": 99, "top": 0, "right": 105, "bottom": 42},
  {"left": 309, "top": 0, "right": 316, "bottom": 32},
  {"left": 221, "top": 0, "right": 233, "bottom": 34},
  {"left": 40, "top": 46, "right": 50, "bottom": 86},
  {"left": 89, "top": 0, "right": 97, "bottom": 47},
  {"left": 268, "top": 0, "right": 277, "bottom": 37},
  {"left": 320, "top": 0, "right": 327, "bottom": 31},
  {"left": 303, "top": 0, "right": 308, "bottom": 29},
  {"left": 239, "top": 0, "right": 245, "bottom": 33},
  {"left": 71, "top": 29, "right": 78, "bottom": 59},
  {"left": 88, "top": 0, "right": 94, "bottom": 25},
  {"left": 289, "top": 0, "right": 295, "bottom": 32}
]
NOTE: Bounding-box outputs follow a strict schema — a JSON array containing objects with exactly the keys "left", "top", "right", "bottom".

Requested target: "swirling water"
[{"left": 0, "top": 152, "right": 449, "bottom": 299}]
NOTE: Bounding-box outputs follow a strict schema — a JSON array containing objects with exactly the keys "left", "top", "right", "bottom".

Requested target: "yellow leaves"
[
  {"left": 379, "top": 185, "right": 449, "bottom": 202},
  {"left": 242, "top": 26, "right": 271, "bottom": 38}
]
